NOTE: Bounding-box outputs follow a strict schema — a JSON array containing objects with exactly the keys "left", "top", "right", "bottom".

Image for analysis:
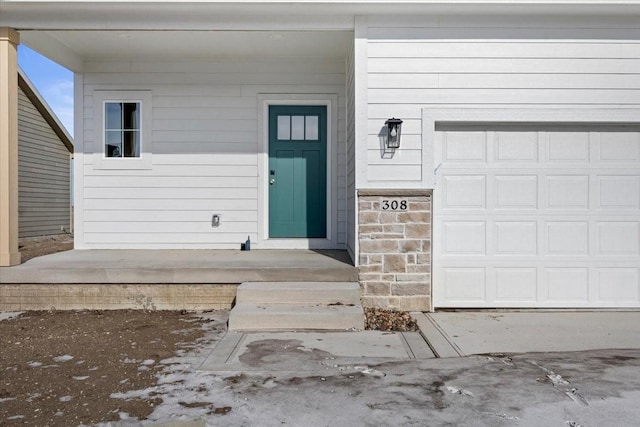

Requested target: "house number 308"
[{"left": 382, "top": 200, "right": 407, "bottom": 210}]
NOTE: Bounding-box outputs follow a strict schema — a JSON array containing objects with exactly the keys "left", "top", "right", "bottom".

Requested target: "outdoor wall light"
[{"left": 385, "top": 118, "right": 403, "bottom": 149}]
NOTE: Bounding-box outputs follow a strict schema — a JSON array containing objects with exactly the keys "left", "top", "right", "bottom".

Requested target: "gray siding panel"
[{"left": 18, "top": 87, "right": 71, "bottom": 237}]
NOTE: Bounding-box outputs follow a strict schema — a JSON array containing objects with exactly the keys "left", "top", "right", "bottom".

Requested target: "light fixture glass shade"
[{"left": 385, "top": 118, "right": 403, "bottom": 148}]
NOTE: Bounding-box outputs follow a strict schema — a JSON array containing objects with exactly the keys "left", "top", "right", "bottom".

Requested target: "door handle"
[{"left": 270, "top": 178, "right": 276, "bottom": 185}]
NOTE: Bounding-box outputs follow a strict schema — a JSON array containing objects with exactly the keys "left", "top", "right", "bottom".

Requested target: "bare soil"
[
  {"left": 18, "top": 235, "right": 74, "bottom": 263},
  {"left": 0, "top": 310, "right": 214, "bottom": 426}
]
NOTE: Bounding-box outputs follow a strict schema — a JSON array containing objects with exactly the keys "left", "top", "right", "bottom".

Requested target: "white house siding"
[
  {"left": 365, "top": 15, "right": 640, "bottom": 188},
  {"left": 18, "top": 87, "right": 71, "bottom": 237},
  {"left": 361, "top": 15, "right": 640, "bottom": 308},
  {"left": 77, "top": 59, "right": 347, "bottom": 249}
]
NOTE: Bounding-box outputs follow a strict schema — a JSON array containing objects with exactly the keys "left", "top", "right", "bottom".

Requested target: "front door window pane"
[
  {"left": 277, "top": 115, "right": 290, "bottom": 140},
  {"left": 291, "top": 116, "right": 305, "bottom": 140},
  {"left": 305, "top": 116, "right": 318, "bottom": 140}
]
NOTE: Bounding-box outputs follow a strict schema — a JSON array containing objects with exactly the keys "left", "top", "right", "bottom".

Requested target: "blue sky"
[{"left": 18, "top": 45, "right": 74, "bottom": 136}]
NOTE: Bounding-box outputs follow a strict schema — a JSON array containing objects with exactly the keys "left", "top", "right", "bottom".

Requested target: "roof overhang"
[{"left": 3, "top": 1, "right": 640, "bottom": 31}]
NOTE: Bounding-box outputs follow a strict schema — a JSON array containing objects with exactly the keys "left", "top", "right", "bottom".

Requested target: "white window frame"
[{"left": 93, "top": 90, "right": 152, "bottom": 169}]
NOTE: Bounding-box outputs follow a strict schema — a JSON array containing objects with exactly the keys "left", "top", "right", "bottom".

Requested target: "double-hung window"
[
  {"left": 105, "top": 102, "right": 140, "bottom": 158},
  {"left": 93, "top": 90, "right": 152, "bottom": 169}
]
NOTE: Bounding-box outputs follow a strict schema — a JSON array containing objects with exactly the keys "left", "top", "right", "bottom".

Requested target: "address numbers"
[{"left": 381, "top": 200, "right": 407, "bottom": 211}]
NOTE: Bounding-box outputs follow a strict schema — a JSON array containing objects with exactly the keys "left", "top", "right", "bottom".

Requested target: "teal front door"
[{"left": 269, "top": 105, "right": 327, "bottom": 238}]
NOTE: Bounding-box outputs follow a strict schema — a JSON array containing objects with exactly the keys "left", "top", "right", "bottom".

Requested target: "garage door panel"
[
  {"left": 443, "top": 131, "right": 487, "bottom": 161},
  {"left": 597, "top": 221, "right": 640, "bottom": 255},
  {"left": 443, "top": 221, "right": 486, "bottom": 255},
  {"left": 548, "top": 132, "right": 590, "bottom": 162},
  {"left": 443, "top": 175, "right": 486, "bottom": 209},
  {"left": 495, "top": 175, "right": 538, "bottom": 209},
  {"left": 598, "top": 176, "right": 640, "bottom": 209},
  {"left": 597, "top": 268, "right": 639, "bottom": 301},
  {"left": 495, "top": 268, "right": 537, "bottom": 301},
  {"left": 434, "top": 126, "right": 640, "bottom": 308},
  {"left": 599, "top": 132, "right": 640, "bottom": 161},
  {"left": 495, "top": 221, "right": 538, "bottom": 255},
  {"left": 496, "top": 131, "right": 538, "bottom": 161},
  {"left": 546, "top": 221, "right": 590, "bottom": 255},
  {"left": 443, "top": 267, "right": 486, "bottom": 301},
  {"left": 546, "top": 267, "right": 589, "bottom": 301},
  {"left": 546, "top": 175, "right": 590, "bottom": 209}
]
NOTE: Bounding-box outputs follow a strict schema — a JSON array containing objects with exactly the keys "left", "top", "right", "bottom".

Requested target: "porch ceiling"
[{"left": 19, "top": 30, "right": 353, "bottom": 71}]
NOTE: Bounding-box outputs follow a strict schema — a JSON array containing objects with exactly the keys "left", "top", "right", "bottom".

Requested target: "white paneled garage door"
[{"left": 433, "top": 125, "right": 640, "bottom": 308}]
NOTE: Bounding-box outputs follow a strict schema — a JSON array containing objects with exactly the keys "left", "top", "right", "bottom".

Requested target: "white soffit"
[{"left": 39, "top": 30, "right": 351, "bottom": 59}]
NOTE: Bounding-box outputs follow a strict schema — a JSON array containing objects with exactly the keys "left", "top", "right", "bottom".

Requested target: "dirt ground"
[
  {"left": 0, "top": 308, "right": 415, "bottom": 427},
  {"left": 18, "top": 234, "right": 74, "bottom": 263},
  {"left": 0, "top": 310, "right": 220, "bottom": 426}
]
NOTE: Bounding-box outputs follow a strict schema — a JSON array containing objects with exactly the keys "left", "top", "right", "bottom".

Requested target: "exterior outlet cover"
[{"left": 212, "top": 214, "right": 220, "bottom": 227}]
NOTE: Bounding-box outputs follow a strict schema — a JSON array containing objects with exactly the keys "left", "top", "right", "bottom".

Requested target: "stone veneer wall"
[{"left": 358, "top": 190, "right": 432, "bottom": 311}]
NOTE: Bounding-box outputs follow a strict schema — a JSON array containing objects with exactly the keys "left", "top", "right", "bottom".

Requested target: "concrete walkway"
[
  {"left": 414, "top": 311, "right": 640, "bottom": 357},
  {"left": 196, "top": 311, "right": 640, "bottom": 380},
  {"left": 199, "top": 331, "right": 435, "bottom": 373}
]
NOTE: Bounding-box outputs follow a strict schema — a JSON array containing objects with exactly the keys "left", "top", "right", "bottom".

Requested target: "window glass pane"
[
  {"left": 277, "top": 115, "right": 290, "bottom": 140},
  {"left": 105, "top": 131, "right": 122, "bottom": 157},
  {"left": 291, "top": 116, "right": 305, "bottom": 140},
  {"left": 123, "top": 103, "right": 139, "bottom": 129},
  {"left": 123, "top": 131, "right": 140, "bottom": 157},
  {"left": 105, "top": 102, "right": 122, "bottom": 130},
  {"left": 305, "top": 116, "right": 318, "bottom": 140}
]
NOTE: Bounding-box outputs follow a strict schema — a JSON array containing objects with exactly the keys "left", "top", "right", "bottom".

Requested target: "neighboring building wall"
[
  {"left": 18, "top": 84, "right": 71, "bottom": 237},
  {"left": 357, "top": 15, "right": 640, "bottom": 311},
  {"left": 77, "top": 59, "right": 347, "bottom": 249}
]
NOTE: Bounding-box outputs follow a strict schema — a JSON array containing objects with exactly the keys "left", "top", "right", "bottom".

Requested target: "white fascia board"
[{"left": 2, "top": 1, "right": 640, "bottom": 31}]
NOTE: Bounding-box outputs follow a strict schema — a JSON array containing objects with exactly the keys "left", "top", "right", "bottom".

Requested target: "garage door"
[{"left": 433, "top": 125, "right": 640, "bottom": 308}]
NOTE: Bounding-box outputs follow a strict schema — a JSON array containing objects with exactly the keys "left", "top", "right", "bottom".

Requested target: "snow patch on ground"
[
  {"left": 0, "top": 312, "right": 23, "bottom": 322},
  {"left": 97, "top": 311, "right": 232, "bottom": 426},
  {"left": 53, "top": 354, "right": 74, "bottom": 363}
]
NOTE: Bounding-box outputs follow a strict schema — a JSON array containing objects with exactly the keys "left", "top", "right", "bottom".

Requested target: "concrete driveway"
[
  {"left": 113, "top": 310, "right": 640, "bottom": 427},
  {"left": 414, "top": 311, "right": 640, "bottom": 357}
]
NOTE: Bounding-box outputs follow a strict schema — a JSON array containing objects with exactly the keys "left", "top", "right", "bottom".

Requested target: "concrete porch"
[{"left": 0, "top": 249, "right": 357, "bottom": 311}]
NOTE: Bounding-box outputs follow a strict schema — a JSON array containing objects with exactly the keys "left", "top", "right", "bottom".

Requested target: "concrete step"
[
  {"left": 236, "top": 282, "right": 361, "bottom": 305},
  {"left": 228, "top": 303, "right": 365, "bottom": 331},
  {"left": 229, "top": 282, "right": 364, "bottom": 331}
]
